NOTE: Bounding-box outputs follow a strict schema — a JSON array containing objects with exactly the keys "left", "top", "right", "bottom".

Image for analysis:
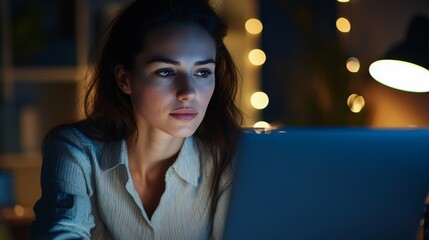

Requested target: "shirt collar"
[
  {"left": 99, "top": 137, "right": 201, "bottom": 187},
  {"left": 99, "top": 140, "right": 128, "bottom": 171},
  {"left": 171, "top": 137, "right": 201, "bottom": 187}
]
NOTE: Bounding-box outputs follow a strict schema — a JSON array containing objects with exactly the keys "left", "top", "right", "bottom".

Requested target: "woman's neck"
[
  {"left": 126, "top": 128, "right": 185, "bottom": 219},
  {"left": 127, "top": 127, "right": 184, "bottom": 177}
]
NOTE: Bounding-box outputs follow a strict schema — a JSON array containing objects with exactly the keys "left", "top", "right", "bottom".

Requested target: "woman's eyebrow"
[
  {"left": 195, "top": 59, "right": 215, "bottom": 66},
  {"left": 146, "top": 57, "right": 180, "bottom": 65},
  {"left": 145, "top": 57, "right": 215, "bottom": 66}
]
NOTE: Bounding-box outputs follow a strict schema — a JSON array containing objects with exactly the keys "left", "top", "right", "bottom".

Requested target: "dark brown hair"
[{"left": 84, "top": 0, "right": 242, "bottom": 215}]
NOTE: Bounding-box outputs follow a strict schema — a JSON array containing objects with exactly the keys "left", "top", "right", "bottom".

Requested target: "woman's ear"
[{"left": 115, "top": 65, "right": 132, "bottom": 94}]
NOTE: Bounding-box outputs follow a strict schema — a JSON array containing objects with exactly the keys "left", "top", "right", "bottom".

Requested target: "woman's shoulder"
[
  {"left": 46, "top": 119, "right": 121, "bottom": 142},
  {"left": 42, "top": 120, "right": 127, "bottom": 173},
  {"left": 44, "top": 120, "right": 123, "bottom": 154},
  {"left": 45, "top": 121, "right": 95, "bottom": 146}
]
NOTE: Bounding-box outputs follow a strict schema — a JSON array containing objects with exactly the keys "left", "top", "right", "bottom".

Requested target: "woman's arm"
[{"left": 31, "top": 129, "right": 95, "bottom": 239}]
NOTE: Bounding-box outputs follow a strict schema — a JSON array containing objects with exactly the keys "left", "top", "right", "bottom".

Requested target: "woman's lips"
[{"left": 170, "top": 108, "right": 198, "bottom": 120}]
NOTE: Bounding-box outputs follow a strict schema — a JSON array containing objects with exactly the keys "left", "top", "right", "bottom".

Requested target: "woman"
[{"left": 31, "top": 0, "right": 242, "bottom": 239}]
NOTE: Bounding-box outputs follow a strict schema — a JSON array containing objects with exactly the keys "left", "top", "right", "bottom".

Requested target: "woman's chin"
[{"left": 164, "top": 127, "right": 198, "bottom": 138}]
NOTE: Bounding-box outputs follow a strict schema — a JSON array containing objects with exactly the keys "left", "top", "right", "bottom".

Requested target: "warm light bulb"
[
  {"left": 347, "top": 94, "right": 365, "bottom": 113},
  {"left": 250, "top": 91, "right": 269, "bottom": 109},
  {"left": 336, "top": 17, "right": 351, "bottom": 33},
  {"left": 369, "top": 60, "right": 429, "bottom": 92},
  {"left": 253, "top": 121, "right": 270, "bottom": 129},
  {"left": 337, "top": 0, "right": 350, "bottom": 2},
  {"left": 346, "top": 57, "right": 360, "bottom": 73},
  {"left": 245, "top": 18, "right": 263, "bottom": 34},
  {"left": 14, "top": 205, "right": 25, "bottom": 217},
  {"left": 248, "top": 49, "right": 266, "bottom": 66}
]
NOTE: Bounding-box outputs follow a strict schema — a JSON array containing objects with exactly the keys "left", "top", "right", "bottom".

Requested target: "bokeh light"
[
  {"left": 245, "top": 18, "right": 263, "bottom": 34},
  {"left": 346, "top": 57, "right": 360, "bottom": 73},
  {"left": 336, "top": 17, "right": 351, "bottom": 33},
  {"left": 250, "top": 91, "right": 269, "bottom": 109},
  {"left": 347, "top": 94, "right": 365, "bottom": 113},
  {"left": 253, "top": 121, "right": 270, "bottom": 129},
  {"left": 14, "top": 205, "right": 25, "bottom": 217},
  {"left": 248, "top": 49, "right": 266, "bottom": 66}
]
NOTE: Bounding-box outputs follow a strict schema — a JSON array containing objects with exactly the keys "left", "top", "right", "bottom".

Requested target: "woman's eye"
[
  {"left": 155, "top": 69, "right": 175, "bottom": 77},
  {"left": 195, "top": 70, "right": 213, "bottom": 78}
]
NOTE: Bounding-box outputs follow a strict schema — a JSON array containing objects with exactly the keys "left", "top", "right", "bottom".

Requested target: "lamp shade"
[
  {"left": 369, "top": 60, "right": 429, "bottom": 93},
  {"left": 369, "top": 14, "right": 429, "bottom": 93}
]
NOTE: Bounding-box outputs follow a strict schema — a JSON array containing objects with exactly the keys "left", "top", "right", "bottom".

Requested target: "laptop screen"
[{"left": 224, "top": 128, "right": 429, "bottom": 240}]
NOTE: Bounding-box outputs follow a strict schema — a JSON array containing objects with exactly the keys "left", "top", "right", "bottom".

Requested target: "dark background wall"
[
  {"left": 260, "top": 0, "right": 355, "bottom": 126},
  {"left": 259, "top": 0, "right": 429, "bottom": 127}
]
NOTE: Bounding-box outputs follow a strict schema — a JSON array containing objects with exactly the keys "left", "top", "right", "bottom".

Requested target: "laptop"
[{"left": 223, "top": 128, "right": 429, "bottom": 240}]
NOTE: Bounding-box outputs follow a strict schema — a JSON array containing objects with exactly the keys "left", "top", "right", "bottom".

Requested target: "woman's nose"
[{"left": 176, "top": 74, "right": 196, "bottom": 101}]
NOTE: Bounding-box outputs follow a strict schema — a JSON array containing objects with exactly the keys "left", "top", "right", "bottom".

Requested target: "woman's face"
[{"left": 118, "top": 22, "right": 216, "bottom": 138}]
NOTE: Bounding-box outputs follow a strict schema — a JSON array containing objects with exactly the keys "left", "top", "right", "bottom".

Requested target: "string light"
[
  {"left": 245, "top": 18, "right": 263, "bottom": 34},
  {"left": 347, "top": 94, "right": 365, "bottom": 113},
  {"left": 336, "top": 17, "right": 351, "bottom": 33},
  {"left": 346, "top": 57, "right": 360, "bottom": 73},
  {"left": 253, "top": 121, "right": 270, "bottom": 129},
  {"left": 248, "top": 49, "right": 266, "bottom": 65},
  {"left": 250, "top": 91, "right": 269, "bottom": 109}
]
